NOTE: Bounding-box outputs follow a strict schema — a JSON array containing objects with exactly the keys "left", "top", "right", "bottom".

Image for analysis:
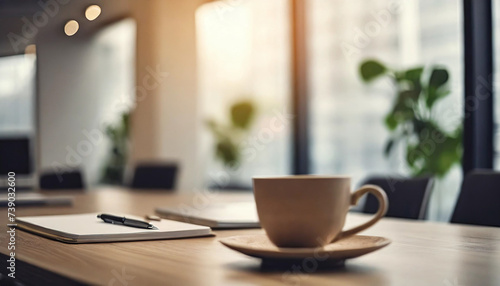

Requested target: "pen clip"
[
  {"left": 101, "top": 217, "right": 116, "bottom": 224},
  {"left": 97, "top": 214, "right": 123, "bottom": 224}
]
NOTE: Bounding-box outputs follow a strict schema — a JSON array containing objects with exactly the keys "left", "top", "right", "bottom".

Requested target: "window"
[
  {"left": 196, "top": 0, "right": 292, "bottom": 188},
  {"left": 306, "top": 0, "right": 463, "bottom": 221},
  {"left": 0, "top": 53, "right": 36, "bottom": 178},
  {"left": 307, "top": 0, "right": 400, "bottom": 183},
  {"left": 494, "top": 0, "right": 500, "bottom": 169},
  {"left": 89, "top": 19, "right": 136, "bottom": 185},
  {"left": 0, "top": 53, "right": 36, "bottom": 134}
]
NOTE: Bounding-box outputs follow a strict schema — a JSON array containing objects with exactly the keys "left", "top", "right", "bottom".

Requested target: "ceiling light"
[
  {"left": 85, "top": 5, "right": 101, "bottom": 21},
  {"left": 64, "top": 20, "right": 79, "bottom": 36}
]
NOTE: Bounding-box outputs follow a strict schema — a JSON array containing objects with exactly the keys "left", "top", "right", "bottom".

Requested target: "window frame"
[
  {"left": 462, "top": 0, "right": 495, "bottom": 174},
  {"left": 290, "top": 0, "right": 496, "bottom": 175}
]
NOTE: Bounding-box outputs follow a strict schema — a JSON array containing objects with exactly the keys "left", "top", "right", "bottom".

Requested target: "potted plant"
[
  {"left": 206, "top": 100, "right": 256, "bottom": 188},
  {"left": 359, "top": 59, "right": 462, "bottom": 178},
  {"left": 100, "top": 111, "right": 130, "bottom": 185}
]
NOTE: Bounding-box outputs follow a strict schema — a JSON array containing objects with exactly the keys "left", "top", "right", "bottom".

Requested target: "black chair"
[
  {"left": 361, "top": 175, "right": 434, "bottom": 220},
  {"left": 39, "top": 169, "right": 85, "bottom": 190},
  {"left": 450, "top": 170, "right": 500, "bottom": 227},
  {"left": 131, "top": 163, "right": 178, "bottom": 190}
]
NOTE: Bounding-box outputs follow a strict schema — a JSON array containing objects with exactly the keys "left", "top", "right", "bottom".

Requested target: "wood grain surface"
[{"left": 0, "top": 188, "right": 499, "bottom": 286}]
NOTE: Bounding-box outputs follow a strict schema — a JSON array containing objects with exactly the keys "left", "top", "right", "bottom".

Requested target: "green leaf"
[
  {"left": 359, "top": 60, "right": 387, "bottom": 82},
  {"left": 429, "top": 68, "right": 449, "bottom": 88},
  {"left": 426, "top": 87, "right": 450, "bottom": 108},
  {"left": 407, "top": 131, "right": 462, "bottom": 178},
  {"left": 431, "top": 136, "right": 461, "bottom": 177},
  {"left": 384, "top": 139, "right": 395, "bottom": 157},
  {"left": 406, "top": 144, "right": 421, "bottom": 168},
  {"left": 215, "top": 139, "right": 239, "bottom": 167},
  {"left": 404, "top": 67, "right": 424, "bottom": 83},
  {"left": 121, "top": 112, "right": 130, "bottom": 137},
  {"left": 425, "top": 68, "right": 450, "bottom": 108},
  {"left": 384, "top": 113, "right": 399, "bottom": 130},
  {"left": 231, "top": 101, "right": 255, "bottom": 129},
  {"left": 391, "top": 94, "right": 415, "bottom": 124},
  {"left": 413, "top": 118, "right": 430, "bottom": 136},
  {"left": 403, "top": 68, "right": 423, "bottom": 97}
]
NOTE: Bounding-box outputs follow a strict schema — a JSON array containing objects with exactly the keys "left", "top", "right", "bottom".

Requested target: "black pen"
[{"left": 97, "top": 214, "right": 158, "bottom": 230}]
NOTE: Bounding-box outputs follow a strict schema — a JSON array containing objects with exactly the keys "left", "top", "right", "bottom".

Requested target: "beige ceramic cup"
[{"left": 253, "top": 175, "right": 388, "bottom": 248}]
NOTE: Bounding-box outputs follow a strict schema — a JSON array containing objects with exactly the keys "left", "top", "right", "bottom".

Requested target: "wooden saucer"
[{"left": 220, "top": 234, "right": 391, "bottom": 262}]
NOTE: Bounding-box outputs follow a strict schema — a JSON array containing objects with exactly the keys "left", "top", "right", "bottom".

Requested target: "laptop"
[
  {"left": 156, "top": 202, "right": 260, "bottom": 229},
  {"left": 0, "top": 192, "right": 73, "bottom": 207}
]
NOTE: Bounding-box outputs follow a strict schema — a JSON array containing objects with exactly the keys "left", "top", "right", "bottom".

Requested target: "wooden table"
[{"left": 1, "top": 188, "right": 499, "bottom": 286}]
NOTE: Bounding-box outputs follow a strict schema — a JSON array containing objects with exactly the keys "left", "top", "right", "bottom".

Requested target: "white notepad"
[
  {"left": 156, "top": 202, "right": 260, "bottom": 229},
  {"left": 16, "top": 213, "right": 212, "bottom": 243}
]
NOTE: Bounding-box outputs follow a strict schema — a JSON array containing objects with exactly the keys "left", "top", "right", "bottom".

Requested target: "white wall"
[{"left": 37, "top": 19, "right": 135, "bottom": 186}]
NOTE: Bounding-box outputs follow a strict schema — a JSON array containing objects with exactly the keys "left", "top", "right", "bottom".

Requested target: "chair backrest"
[
  {"left": 362, "top": 176, "right": 434, "bottom": 220},
  {"left": 131, "top": 163, "right": 178, "bottom": 190},
  {"left": 450, "top": 170, "right": 500, "bottom": 227},
  {"left": 39, "top": 169, "right": 85, "bottom": 190}
]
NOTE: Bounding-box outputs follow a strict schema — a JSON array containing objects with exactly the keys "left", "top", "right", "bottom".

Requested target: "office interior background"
[{"left": 0, "top": 0, "right": 498, "bottom": 222}]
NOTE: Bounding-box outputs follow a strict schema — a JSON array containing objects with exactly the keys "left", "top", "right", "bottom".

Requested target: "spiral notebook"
[{"left": 16, "top": 213, "right": 213, "bottom": 243}]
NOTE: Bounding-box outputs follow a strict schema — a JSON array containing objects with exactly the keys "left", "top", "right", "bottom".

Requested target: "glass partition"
[
  {"left": 307, "top": 0, "right": 463, "bottom": 220},
  {"left": 196, "top": 0, "right": 292, "bottom": 188}
]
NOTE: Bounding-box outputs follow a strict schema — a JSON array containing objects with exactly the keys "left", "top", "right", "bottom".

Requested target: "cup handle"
[{"left": 334, "top": 184, "right": 388, "bottom": 241}]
